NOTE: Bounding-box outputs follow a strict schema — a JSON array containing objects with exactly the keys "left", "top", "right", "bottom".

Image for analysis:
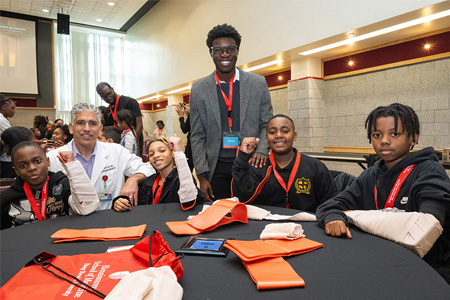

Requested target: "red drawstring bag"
[{"left": 0, "top": 231, "right": 183, "bottom": 299}]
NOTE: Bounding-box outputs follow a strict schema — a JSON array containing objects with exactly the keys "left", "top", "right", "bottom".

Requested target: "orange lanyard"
[
  {"left": 158, "top": 129, "right": 162, "bottom": 136},
  {"left": 110, "top": 94, "right": 120, "bottom": 126},
  {"left": 215, "top": 72, "right": 235, "bottom": 129},
  {"left": 374, "top": 164, "right": 415, "bottom": 209},
  {"left": 269, "top": 152, "right": 301, "bottom": 208},
  {"left": 121, "top": 128, "right": 131, "bottom": 138},
  {"left": 23, "top": 177, "right": 49, "bottom": 221},
  {"left": 152, "top": 174, "right": 165, "bottom": 204}
]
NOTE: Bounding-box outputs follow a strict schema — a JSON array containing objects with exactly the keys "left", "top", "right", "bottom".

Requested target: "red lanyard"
[
  {"left": 215, "top": 71, "right": 235, "bottom": 129},
  {"left": 269, "top": 151, "right": 301, "bottom": 208},
  {"left": 152, "top": 174, "right": 165, "bottom": 204},
  {"left": 23, "top": 177, "right": 49, "bottom": 221},
  {"left": 110, "top": 94, "right": 120, "bottom": 126},
  {"left": 374, "top": 164, "right": 416, "bottom": 210},
  {"left": 158, "top": 129, "right": 162, "bottom": 137}
]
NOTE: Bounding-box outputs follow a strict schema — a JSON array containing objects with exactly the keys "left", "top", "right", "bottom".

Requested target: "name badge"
[
  {"left": 223, "top": 131, "right": 240, "bottom": 149},
  {"left": 98, "top": 192, "right": 113, "bottom": 202}
]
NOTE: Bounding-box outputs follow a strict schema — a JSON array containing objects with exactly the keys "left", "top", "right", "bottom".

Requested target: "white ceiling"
[{"left": 0, "top": 0, "right": 152, "bottom": 31}]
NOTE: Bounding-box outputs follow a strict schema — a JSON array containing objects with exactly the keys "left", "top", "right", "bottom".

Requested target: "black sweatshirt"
[
  {"left": 316, "top": 147, "right": 450, "bottom": 273},
  {"left": 0, "top": 171, "right": 71, "bottom": 229},
  {"left": 232, "top": 148, "right": 339, "bottom": 213}
]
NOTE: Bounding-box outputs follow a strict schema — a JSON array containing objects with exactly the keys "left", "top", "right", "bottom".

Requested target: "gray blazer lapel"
[
  {"left": 239, "top": 69, "right": 250, "bottom": 131},
  {"left": 206, "top": 72, "right": 222, "bottom": 128}
]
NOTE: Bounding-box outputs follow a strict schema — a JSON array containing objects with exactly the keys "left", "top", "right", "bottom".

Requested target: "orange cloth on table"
[
  {"left": 225, "top": 238, "right": 323, "bottom": 262},
  {"left": 51, "top": 224, "right": 147, "bottom": 243},
  {"left": 225, "top": 238, "right": 323, "bottom": 290},
  {"left": 243, "top": 257, "right": 305, "bottom": 290},
  {"left": 166, "top": 199, "right": 248, "bottom": 235}
]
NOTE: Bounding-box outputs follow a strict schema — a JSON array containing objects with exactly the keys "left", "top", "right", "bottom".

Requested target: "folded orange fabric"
[
  {"left": 166, "top": 200, "right": 248, "bottom": 235},
  {"left": 51, "top": 224, "right": 147, "bottom": 243},
  {"left": 243, "top": 257, "right": 305, "bottom": 290},
  {"left": 225, "top": 237, "right": 323, "bottom": 262}
]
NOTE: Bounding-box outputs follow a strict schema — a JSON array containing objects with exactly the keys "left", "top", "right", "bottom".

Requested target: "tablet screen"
[{"left": 190, "top": 240, "right": 223, "bottom": 250}]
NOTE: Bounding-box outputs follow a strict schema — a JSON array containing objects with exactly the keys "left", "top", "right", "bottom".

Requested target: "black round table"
[{"left": 1, "top": 203, "right": 449, "bottom": 299}]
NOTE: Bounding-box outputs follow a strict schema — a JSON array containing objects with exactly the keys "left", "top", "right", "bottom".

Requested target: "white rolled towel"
[
  {"left": 105, "top": 266, "right": 183, "bottom": 300},
  {"left": 345, "top": 210, "right": 443, "bottom": 258},
  {"left": 260, "top": 222, "right": 304, "bottom": 240}
]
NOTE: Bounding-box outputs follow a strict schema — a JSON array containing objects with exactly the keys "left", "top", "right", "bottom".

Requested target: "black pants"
[{"left": 210, "top": 160, "right": 234, "bottom": 200}]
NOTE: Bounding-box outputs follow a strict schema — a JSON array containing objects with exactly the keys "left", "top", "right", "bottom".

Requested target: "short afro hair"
[{"left": 206, "top": 24, "right": 242, "bottom": 48}]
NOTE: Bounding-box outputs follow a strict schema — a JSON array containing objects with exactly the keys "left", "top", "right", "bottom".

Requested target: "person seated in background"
[
  {"left": 41, "top": 124, "right": 72, "bottom": 152},
  {"left": 0, "top": 95, "right": 16, "bottom": 136},
  {"left": 98, "top": 126, "right": 121, "bottom": 144},
  {"left": 46, "top": 103, "right": 154, "bottom": 210},
  {"left": 176, "top": 103, "right": 193, "bottom": 171},
  {"left": 0, "top": 127, "right": 36, "bottom": 179},
  {"left": 98, "top": 106, "right": 108, "bottom": 126},
  {"left": 152, "top": 120, "right": 167, "bottom": 139},
  {"left": 31, "top": 128, "right": 41, "bottom": 140},
  {"left": 33, "top": 115, "right": 48, "bottom": 141},
  {"left": 116, "top": 109, "right": 139, "bottom": 155},
  {"left": 0, "top": 142, "right": 99, "bottom": 229},
  {"left": 316, "top": 103, "right": 450, "bottom": 284},
  {"left": 232, "top": 114, "right": 338, "bottom": 213},
  {"left": 113, "top": 135, "right": 201, "bottom": 212},
  {"left": 44, "top": 118, "right": 64, "bottom": 140}
]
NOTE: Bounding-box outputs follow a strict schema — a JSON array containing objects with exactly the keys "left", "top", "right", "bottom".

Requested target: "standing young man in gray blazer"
[{"left": 190, "top": 24, "right": 273, "bottom": 202}]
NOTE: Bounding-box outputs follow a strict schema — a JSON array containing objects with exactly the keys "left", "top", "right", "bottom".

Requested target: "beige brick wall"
[{"left": 324, "top": 57, "right": 450, "bottom": 150}]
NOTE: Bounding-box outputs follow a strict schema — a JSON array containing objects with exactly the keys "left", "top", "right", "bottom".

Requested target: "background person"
[
  {"left": 176, "top": 103, "right": 193, "bottom": 171},
  {"left": 0, "top": 95, "right": 16, "bottom": 137},
  {"left": 0, "top": 127, "right": 35, "bottom": 178},
  {"left": 44, "top": 118, "right": 64, "bottom": 140},
  {"left": 116, "top": 109, "right": 139, "bottom": 155},
  {"left": 98, "top": 126, "right": 121, "bottom": 144},
  {"left": 190, "top": 23, "right": 273, "bottom": 201},
  {"left": 33, "top": 115, "right": 48, "bottom": 141},
  {"left": 152, "top": 120, "right": 167, "bottom": 140},
  {"left": 96, "top": 82, "right": 144, "bottom": 154}
]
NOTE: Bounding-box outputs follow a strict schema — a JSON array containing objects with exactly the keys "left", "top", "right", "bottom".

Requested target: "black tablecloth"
[{"left": 1, "top": 203, "right": 449, "bottom": 299}]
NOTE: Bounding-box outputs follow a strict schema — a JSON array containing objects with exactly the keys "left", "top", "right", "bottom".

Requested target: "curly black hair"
[
  {"left": 365, "top": 103, "right": 420, "bottom": 149},
  {"left": 206, "top": 24, "right": 242, "bottom": 48}
]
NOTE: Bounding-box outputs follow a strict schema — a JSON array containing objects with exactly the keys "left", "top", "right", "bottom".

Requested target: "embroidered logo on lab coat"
[{"left": 295, "top": 177, "right": 311, "bottom": 194}]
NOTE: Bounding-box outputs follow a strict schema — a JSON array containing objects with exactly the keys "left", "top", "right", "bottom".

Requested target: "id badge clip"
[
  {"left": 223, "top": 130, "right": 239, "bottom": 149},
  {"left": 98, "top": 192, "right": 113, "bottom": 202}
]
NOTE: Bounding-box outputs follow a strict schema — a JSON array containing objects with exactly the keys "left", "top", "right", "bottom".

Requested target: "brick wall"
[{"left": 324, "top": 57, "right": 450, "bottom": 150}]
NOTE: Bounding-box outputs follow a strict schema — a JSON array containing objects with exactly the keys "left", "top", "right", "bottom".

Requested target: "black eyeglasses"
[{"left": 210, "top": 45, "right": 238, "bottom": 55}]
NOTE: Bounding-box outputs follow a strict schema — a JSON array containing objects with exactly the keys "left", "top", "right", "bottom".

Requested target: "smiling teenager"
[
  {"left": 231, "top": 114, "right": 338, "bottom": 212},
  {"left": 316, "top": 103, "right": 450, "bottom": 284},
  {"left": 190, "top": 24, "right": 273, "bottom": 202}
]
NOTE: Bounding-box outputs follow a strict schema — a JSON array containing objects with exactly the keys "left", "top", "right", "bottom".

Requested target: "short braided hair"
[{"left": 365, "top": 103, "right": 420, "bottom": 148}]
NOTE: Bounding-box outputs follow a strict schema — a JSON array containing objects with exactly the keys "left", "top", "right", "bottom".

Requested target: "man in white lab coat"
[{"left": 47, "top": 103, "right": 154, "bottom": 210}]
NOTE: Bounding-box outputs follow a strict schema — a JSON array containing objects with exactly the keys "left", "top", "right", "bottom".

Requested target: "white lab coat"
[{"left": 47, "top": 140, "right": 155, "bottom": 210}]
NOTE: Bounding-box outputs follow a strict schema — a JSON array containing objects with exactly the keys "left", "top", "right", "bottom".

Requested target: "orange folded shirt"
[
  {"left": 51, "top": 224, "right": 147, "bottom": 243},
  {"left": 243, "top": 257, "right": 305, "bottom": 290},
  {"left": 166, "top": 200, "right": 248, "bottom": 235},
  {"left": 225, "top": 237, "right": 323, "bottom": 262}
]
